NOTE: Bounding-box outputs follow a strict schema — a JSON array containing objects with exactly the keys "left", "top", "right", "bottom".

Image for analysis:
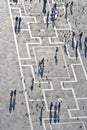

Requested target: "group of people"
[
  {"left": 65, "top": 1, "right": 74, "bottom": 19},
  {"left": 50, "top": 3, "right": 57, "bottom": 28},
  {"left": 39, "top": 101, "right": 62, "bottom": 126},
  {"left": 71, "top": 31, "right": 87, "bottom": 59},
  {"left": 45, "top": 1, "right": 74, "bottom": 28},
  {"left": 15, "top": 16, "right": 21, "bottom": 33},
  {"left": 13, "top": 0, "right": 74, "bottom": 30},
  {"left": 45, "top": 2, "right": 58, "bottom": 28},
  {"left": 49, "top": 101, "right": 62, "bottom": 124}
]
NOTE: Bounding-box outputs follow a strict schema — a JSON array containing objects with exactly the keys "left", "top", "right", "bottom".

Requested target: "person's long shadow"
[
  {"left": 39, "top": 107, "right": 43, "bottom": 125},
  {"left": 58, "top": 113, "right": 60, "bottom": 123},
  {"left": 9, "top": 97, "right": 13, "bottom": 113},
  {"left": 72, "top": 38, "right": 74, "bottom": 50},
  {"left": 54, "top": 111, "right": 57, "bottom": 123},
  {"left": 18, "top": 24, "right": 20, "bottom": 33},
  {"left": 79, "top": 40, "right": 82, "bottom": 50},
  {"left": 13, "top": 96, "right": 16, "bottom": 110},
  {"left": 75, "top": 49, "right": 78, "bottom": 60},
  {"left": 49, "top": 110, "right": 52, "bottom": 124}
]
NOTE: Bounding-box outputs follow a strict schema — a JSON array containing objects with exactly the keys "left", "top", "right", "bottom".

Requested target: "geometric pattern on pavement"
[{"left": 7, "top": 0, "right": 87, "bottom": 130}]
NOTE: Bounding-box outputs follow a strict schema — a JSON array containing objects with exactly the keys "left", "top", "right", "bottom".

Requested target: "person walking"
[
  {"left": 30, "top": 0, "right": 32, "bottom": 3},
  {"left": 72, "top": 31, "right": 75, "bottom": 50},
  {"left": 54, "top": 102, "right": 57, "bottom": 123},
  {"left": 30, "top": 78, "right": 34, "bottom": 91},
  {"left": 9, "top": 91, "right": 13, "bottom": 113},
  {"left": 49, "top": 102, "right": 53, "bottom": 124},
  {"left": 65, "top": 3, "right": 68, "bottom": 19},
  {"left": 51, "top": 10, "right": 56, "bottom": 28},
  {"left": 40, "top": 107, "right": 43, "bottom": 125},
  {"left": 13, "top": 90, "right": 17, "bottom": 110},
  {"left": 84, "top": 37, "right": 87, "bottom": 58},
  {"left": 70, "top": 1, "right": 73, "bottom": 15},
  {"left": 75, "top": 40, "right": 78, "bottom": 60},
  {"left": 64, "top": 35, "right": 68, "bottom": 55},
  {"left": 43, "top": 0, "right": 47, "bottom": 15},
  {"left": 54, "top": 53, "right": 58, "bottom": 65},
  {"left": 79, "top": 32, "right": 83, "bottom": 50},
  {"left": 15, "top": 16, "right": 18, "bottom": 33},
  {"left": 46, "top": 11, "right": 49, "bottom": 28},
  {"left": 13, "top": 0, "right": 18, "bottom": 4},
  {"left": 18, "top": 17, "right": 21, "bottom": 33}
]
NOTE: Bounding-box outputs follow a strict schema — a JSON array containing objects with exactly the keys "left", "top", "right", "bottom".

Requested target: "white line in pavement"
[
  {"left": 36, "top": 99, "right": 44, "bottom": 101},
  {"left": 27, "top": 23, "right": 42, "bottom": 45},
  {"left": 60, "top": 64, "right": 87, "bottom": 119},
  {"left": 19, "top": 7, "right": 22, "bottom": 17},
  {"left": 57, "top": 7, "right": 64, "bottom": 10},
  {"left": 60, "top": 63, "right": 80, "bottom": 119},
  {"left": 67, "top": 20, "right": 72, "bottom": 31},
  {"left": 71, "top": 64, "right": 77, "bottom": 82},
  {"left": 55, "top": 27, "right": 59, "bottom": 37},
  {"left": 30, "top": 65, "right": 36, "bottom": 80},
  {"left": 43, "top": 119, "right": 47, "bottom": 130},
  {"left": 50, "top": 41, "right": 64, "bottom": 45},
  {"left": 42, "top": 81, "right": 54, "bottom": 111},
  {"left": 21, "top": 29, "right": 29, "bottom": 31},
  {"left": 50, "top": 124, "right": 53, "bottom": 130},
  {"left": 29, "top": 99, "right": 45, "bottom": 102},
  {"left": 22, "top": 15, "right": 36, "bottom": 19},
  {"left": 32, "top": 47, "right": 38, "bottom": 72},
  {"left": 21, "top": 64, "right": 34, "bottom": 67},
  {"left": 43, "top": 118, "right": 84, "bottom": 124},
  {"left": 29, "top": 13, "right": 41, "bottom": 16},
  {"left": 69, "top": 116, "right": 87, "bottom": 119},
  {"left": 55, "top": 28, "right": 71, "bottom": 30},
  {"left": 11, "top": 7, "right": 20, "bottom": 10},
  {"left": 34, "top": 81, "right": 48, "bottom": 84},
  {"left": 26, "top": 43, "right": 31, "bottom": 59},
  {"left": 20, "top": 58, "right": 30, "bottom": 60},
  {"left": 10, "top": 7, "right": 22, "bottom": 17},
  {"left": 8, "top": 1, "right": 33, "bottom": 130},
  {"left": 48, "top": 35, "right": 59, "bottom": 44},
  {"left": 42, "top": 89, "right": 49, "bottom": 111},
  {"left": 27, "top": 41, "right": 42, "bottom": 45},
  {"left": 82, "top": 122, "right": 87, "bottom": 130},
  {"left": 21, "top": 0, "right": 27, "bottom": 15},
  {"left": 60, "top": 46, "right": 70, "bottom": 78},
  {"left": 51, "top": 121, "right": 84, "bottom": 125},
  {"left": 77, "top": 97, "right": 87, "bottom": 100},
  {"left": 78, "top": 52, "right": 87, "bottom": 80},
  {"left": 44, "top": 120, "right": 87, "bottom": 130},
  {"left": 27, "top": 16, "right": 37, "bottom": 23},
  {"left": 67, "top": 48, "right": 79, "bottom": 59},
  {"left": 60, "top": 81, "right": 79, "bottom": 110},
  {"left": 28, "top": 24, "right": 32, "bottom": 38}
]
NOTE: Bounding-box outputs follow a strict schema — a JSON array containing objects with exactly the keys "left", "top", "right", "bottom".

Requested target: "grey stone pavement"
[{"left": 0, "top": 0, "right": 87, "bottom": 130}]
